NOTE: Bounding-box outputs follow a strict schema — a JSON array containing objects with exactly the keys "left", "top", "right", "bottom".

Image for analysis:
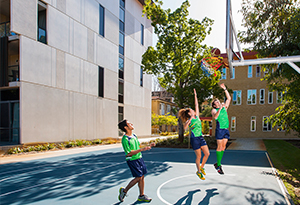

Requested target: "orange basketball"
[{"left": 211, "top": 48, "right": 221, "bottom": 57}]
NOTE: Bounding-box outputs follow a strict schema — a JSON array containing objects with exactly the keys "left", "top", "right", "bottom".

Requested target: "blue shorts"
[
  {"left": 190, "top": 132, "right": 207, "bottom": 150},
  {"left": 126, "top": 158, "right": 147, "bottom": 177},
  {"left": 215, "top": 128, "right": 230, "bottom": 140}
]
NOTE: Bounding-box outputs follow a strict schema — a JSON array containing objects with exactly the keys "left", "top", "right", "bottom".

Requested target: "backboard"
[{"left": 225, "top": 0, "right": 300, "bottom": 76}]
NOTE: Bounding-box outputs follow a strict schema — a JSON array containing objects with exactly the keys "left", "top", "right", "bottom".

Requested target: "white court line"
[{"left": 265, "top": 152, "right": 291, "bottom": 205}]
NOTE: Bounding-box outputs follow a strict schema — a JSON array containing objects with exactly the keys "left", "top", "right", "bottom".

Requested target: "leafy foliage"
[{"left": 239, "top": 0, "right": 300, "bottom": 136}]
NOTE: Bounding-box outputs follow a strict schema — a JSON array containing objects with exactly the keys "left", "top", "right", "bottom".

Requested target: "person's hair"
[
  {"left": 178, "top": 108, "right": 191, "bottom": 123},
  {"left": 118, "top": 119, "right": 127, "bottom": 132},
  {"left": 211, "top": 98, "right": 218, "bottom": 109}
]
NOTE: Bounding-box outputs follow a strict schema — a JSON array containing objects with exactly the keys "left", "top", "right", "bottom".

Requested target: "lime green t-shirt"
[
  {"left": 121, "top": 134, "right": 142, "bottom": 161},
  {"left": 189, "top": 116, "right": 202, "bottom": 137},
  {"left": 216, "top": 107, "right": 229, "bottom": 129}
]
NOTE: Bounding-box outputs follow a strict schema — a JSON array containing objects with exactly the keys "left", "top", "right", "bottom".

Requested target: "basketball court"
[{"left": 0, "top": 145, "right": 292, "bottom": 205}]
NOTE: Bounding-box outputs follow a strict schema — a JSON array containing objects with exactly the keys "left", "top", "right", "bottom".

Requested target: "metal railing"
[{"left": 0, "top": 21, "right": 16, "bottom": 38}]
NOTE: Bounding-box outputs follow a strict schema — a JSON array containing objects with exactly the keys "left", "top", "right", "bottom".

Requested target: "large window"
[
  {"left": 231, "top": 117, "right": 236, "bottom": 132},
  {"left": 259, "top": 89, "right": 265, "bottom": 104},
  {"left": 232, "top": 90, "right": 241, "bottom": 105},
  {"left": 99, "top": 4, "right": 105, "bottom": 37},
  {"left": 247, "top": 89, "right": 256, "bottom": 105},
  {"left": 119, "top": 0, "right": 125, "bottom": 55},
  {"left": 98, "top": 66, "right": 104, "bottom": 97},
  {"left": 263, "top": 116, "right": 272, "bottom": 131},
  {"left": 251, "top": 116, "right": 256, "bottom": 132},
  {"left": 160, "top": 103, "right": 165, "bottom": 115},
  {"left": 38, "top": 1, "right": 47, "bottom": 44},
  {"left": 268, "top": 91, "right": 273, "bottom": 104},
  {"left": 248, "top": 65, "right": 252, "bottom": 78}
]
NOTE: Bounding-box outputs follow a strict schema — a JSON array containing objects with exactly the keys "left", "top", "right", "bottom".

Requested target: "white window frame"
[
  {"left": 268, "top": 91, "right": 273, "bottom": 104},
  {"left": 248, "top": 65, "right": 253, "bottom": 78},
  {"left": 247, "top": 89, "right": 257, "bottom": 105},
  {"left": 167, "top": 104, "right": 171, "bottom": 114},
  {"left": 263, "top": 116, "right": 272, "bottom": 132},
  {"left": 160, "top": 103, "right": 165, "bottom": 115},
  {"left": 231, "top": 116, "right": 236, "bottom": 132},
  {"left": 259, "top": 89, "right": 265, "bottom": 104},
  {"left": 251, "top": 116, "right": 256, "bottom": 132}
]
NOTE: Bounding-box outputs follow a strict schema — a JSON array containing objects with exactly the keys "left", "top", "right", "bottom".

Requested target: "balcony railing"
[{"left": 0, "top": 21, "right": 16, "bottom": 38}]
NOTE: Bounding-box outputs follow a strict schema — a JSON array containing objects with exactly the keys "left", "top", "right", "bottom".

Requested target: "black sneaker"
[{"left": 214, "top": 163, "right": 224, "bottom": 175}]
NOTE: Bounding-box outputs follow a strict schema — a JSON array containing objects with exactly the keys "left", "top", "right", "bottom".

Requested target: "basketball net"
[{"left": 200, "top": 57, "right": 229, "bottom": 77}]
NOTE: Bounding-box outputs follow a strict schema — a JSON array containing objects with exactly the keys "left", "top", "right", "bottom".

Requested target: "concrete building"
[
  {"left": 212, "top": 51, "right": 297, "bottom": 139},
  {"left": 0, "top": 0, "right": 152, "bottom": 145}
]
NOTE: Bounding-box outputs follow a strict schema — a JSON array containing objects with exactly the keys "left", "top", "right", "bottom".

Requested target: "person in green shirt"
[
  {"left": 117, "top": 119, "right": 155, "bottom": 203},
  {"left": 179, "top": 89, "right": 210, "bottom": 180},
  {"left": 211, "top": 83, "right": 231, "bottom": 175}
]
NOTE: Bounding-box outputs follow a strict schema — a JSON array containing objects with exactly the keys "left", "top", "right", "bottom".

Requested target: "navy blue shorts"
[
  {"left": 215, "top": 128, "right": 230, "bottom": 140},
  {"left": 190, "top": 132, "right": 207, "bottom": 150},
  {"left": 126, "top": 158, "right": 147, "bottom": 177}
]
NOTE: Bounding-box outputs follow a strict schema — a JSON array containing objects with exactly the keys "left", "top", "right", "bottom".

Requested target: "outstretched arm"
[
  {"left": 194, "top": 88, "right": 199, "bottom": 117},
  {"left": 220, "top": 83, "right": 231, "bottom": 109}
]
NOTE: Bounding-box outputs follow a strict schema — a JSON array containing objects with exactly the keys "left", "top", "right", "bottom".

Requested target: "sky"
[{"left": 152, "top": 0, "right": 246, "bottom": 53}]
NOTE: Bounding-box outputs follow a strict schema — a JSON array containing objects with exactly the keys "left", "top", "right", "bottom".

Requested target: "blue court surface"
[{"left": 0, "top": 147, "right": 292, "bottom": 205}]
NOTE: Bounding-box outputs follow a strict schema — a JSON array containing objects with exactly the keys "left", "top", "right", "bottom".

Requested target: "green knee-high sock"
[
  {"left": 221, "top": 150, "right": 224, "bottom": 163},
  {"left": 216, "top": 151, "right": 222, "bottom": 166}
]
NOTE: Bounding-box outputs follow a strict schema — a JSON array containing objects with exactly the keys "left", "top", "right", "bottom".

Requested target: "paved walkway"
[{"left": 227, "top": 138, "right": 267, "bottom": 151}]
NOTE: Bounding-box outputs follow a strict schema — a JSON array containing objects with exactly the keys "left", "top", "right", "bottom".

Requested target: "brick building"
[{"left": 212, "top": 52, "right": 297, "bottom": 139}]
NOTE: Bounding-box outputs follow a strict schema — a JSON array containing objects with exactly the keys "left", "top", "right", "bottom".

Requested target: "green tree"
[
  {"left": 142, "top": 0, "right": 223, "bottom": 142},
  {"left": 239, "top": 0, "right": 300, "bottom": 136},
  {"left": 151, "top": 112, "right": 178, "bottom": 133}
]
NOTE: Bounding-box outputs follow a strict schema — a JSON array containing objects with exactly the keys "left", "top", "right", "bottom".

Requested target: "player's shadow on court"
[
  {"left": 174, "top": 188, "right": 219, "bottom": 205},
  {"left": 0, "top": 151, "right": 171, "bottom": 205}
]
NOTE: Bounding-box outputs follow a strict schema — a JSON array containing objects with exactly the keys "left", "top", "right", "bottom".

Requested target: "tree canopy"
[
  {"left": 142, "top": 0, "right": 223, "bottom": 109},
  {"left": 239, "top": 0, "right": 300, "bottom": 136}
]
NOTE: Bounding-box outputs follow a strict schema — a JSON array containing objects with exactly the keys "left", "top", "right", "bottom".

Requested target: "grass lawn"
[{"left": 264, "top": 139, "right": 300, "bottom": 205}]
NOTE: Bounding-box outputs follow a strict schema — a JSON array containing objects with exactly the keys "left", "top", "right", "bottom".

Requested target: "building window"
[
  {"left": 231, "top": 117, "right": 236, "bottom": 132},
  {"left": 160, "top": 103, "right": 165, "bottom": 115},
  {"left": 248, "top": 65, "right": 252, "bottom": 78},
  {"left": 221, "top": 68, "right": 226, "bottom": 80},
  {"left": 140, "top": 66, "right": 143, "bottom": 87},
  {"left": 98, "top": 66, "right": 104, "bottom": 97},
  {"left": 263, "top": 116, "right": 272, "bottom": 131},
  {"left": 99, "top": 4, "right": 105, "bottom": 37},
  {"left": 38, "top": 1, "right": 47, "bottom": 44},
  {"left": 167, "top": 105, "right": 171, "bottom": 114},
  {"left": 141, "top": 24, "right": 144, "bottom": 45},
  {"left": 230, "top": 67, "right": 235, "bottom": 79},
  {"left": 268, "top": 91, "right": 273, "bottom": 104},
  {"left": 260, "top": 89, "right": 265, "bottom": 104},
  {"left": 119, "top": 32, "right": 124, "bottom": 55},
  {"left": 277, "top": 91, "right": 283, "bottom": 104},
  {"left": 118, "top": 106, "right": 124, "bottom": 136},
  {"left": 232, "top": 90, "right": 241, "bottom": 105},
  {"left": 256, "top": 65, "right": 261, "bottom": 77},
  {"left": 119, "top": 56, "right": 124, "bottom": 79},
  {"left": 118, "top": 80, "right": 124, "bottom": 103},
  {"left": 247, "top": 89, "right": 256, "bottom": 105},
  {"left": 251, "top": 116, "right": 256, "bottom": 132}
]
